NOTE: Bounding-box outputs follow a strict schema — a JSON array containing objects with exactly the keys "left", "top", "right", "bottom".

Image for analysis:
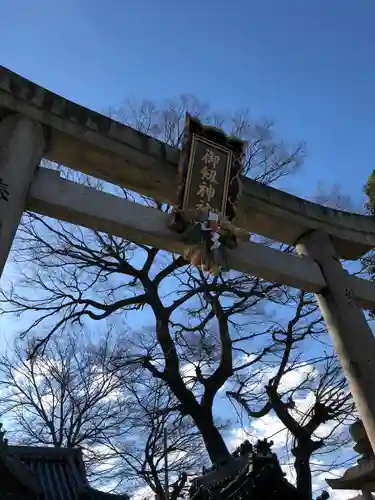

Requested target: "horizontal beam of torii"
[
  {"left": 28, "top": 168, "right": 375, "bottom": 311},
  {"left": 1, "top": 65, "right": 375, "bottom": 260}
]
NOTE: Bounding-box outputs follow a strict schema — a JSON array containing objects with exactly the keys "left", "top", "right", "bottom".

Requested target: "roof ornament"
[{"left": 0, "top": 422, "right": 8, "bottom": 448}]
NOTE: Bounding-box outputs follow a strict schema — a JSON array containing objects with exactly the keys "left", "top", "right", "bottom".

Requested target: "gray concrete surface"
[
  {"left": 0, "top": 114, "right": 45, "bottom": 275},
  {"left": 298, "top": 231, "right": 375, "bottom": 464},
  {"left": 27, "top": 168, "right": 375, "bottom": 310},
  {"left": 1, "top": 65, "right": 374, "bottom": 259}
]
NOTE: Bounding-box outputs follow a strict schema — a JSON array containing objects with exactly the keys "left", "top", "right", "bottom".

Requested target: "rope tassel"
[{"left": 172, "top": 211, "right": 238, "bottom": 276}]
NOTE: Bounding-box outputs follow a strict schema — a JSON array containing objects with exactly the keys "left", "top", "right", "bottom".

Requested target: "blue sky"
[
  {"left": 1, "top": 0, "right": 375, "bottom": 206},
  {"left": 0, "top": 1, "right": 373, "bottom": 497}
]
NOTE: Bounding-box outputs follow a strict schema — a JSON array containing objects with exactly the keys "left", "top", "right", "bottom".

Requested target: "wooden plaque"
[{"left": 176, "top": 114, "right": 246, "bottom": 222}]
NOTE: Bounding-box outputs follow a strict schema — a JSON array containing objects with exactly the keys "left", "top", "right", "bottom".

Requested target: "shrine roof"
[
  {"left": 1, "top": 443, "right": 129, "bottom": 500},
  {"left": 189, "top": 440, "right": 305, "bottom": 500}
]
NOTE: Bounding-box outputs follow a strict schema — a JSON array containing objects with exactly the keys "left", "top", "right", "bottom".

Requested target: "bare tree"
[
  {"left": 227, "top": 290, "right": 355, "bottom": 500},
  {"left": 102, "top": 371, "right": 210, "bottom": 498},
  {"left": 0, "top": 95, "right": 304, "bottom": 468},
  {"left": 112, "top": 96, "right": 304, "bottom": 183},
  {"left": 0, "top": 330, "right": 210, "bottom": 496},
  {"left": 0, "top": 332, "right": 134, "bottom": 483},
  {"left": 5, "top": 94, "right": 355, "bottom": 498},
  {"left": 313, "top": 182, "right": 358, "bottom": 212},
  {"left": 0, "top": 96, "right": 356, "bottom": 497}
]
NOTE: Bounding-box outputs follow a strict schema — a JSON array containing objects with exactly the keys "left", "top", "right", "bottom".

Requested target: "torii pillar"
[
  {"left": 0, "top": 114, "right": 46, "bottom": 275},
  {"left": 297, "top": 230, "right": 375, "bottom": 456}
]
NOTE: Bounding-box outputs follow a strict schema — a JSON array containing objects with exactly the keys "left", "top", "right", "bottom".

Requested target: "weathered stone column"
[
  {"left": 297, "top": 230, "right": 375, "bottom": 455},
  {"left": 0, "top": 114, "right": 46, "bottom": 276}
]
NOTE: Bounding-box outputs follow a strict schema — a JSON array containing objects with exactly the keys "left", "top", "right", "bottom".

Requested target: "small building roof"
[
  {"left": 189, "top": 439, "right": 318, "bottom": 500},
  {"left": 0, "top": 442, "right": 128, "bottom": 500}
]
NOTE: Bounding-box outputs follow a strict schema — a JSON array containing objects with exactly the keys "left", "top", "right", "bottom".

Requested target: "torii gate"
[{"left": 1, "top": 66, "right": 375, "bottom": 464}]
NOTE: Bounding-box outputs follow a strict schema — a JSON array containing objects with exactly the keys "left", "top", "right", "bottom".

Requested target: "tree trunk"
[
  {"left": 193, "top": 408, "right": 231, "bottom": 466},
  {"left": 293, "top": 452, "right": 313, "bottom": 500},
  {"left": 152, "top": 314, "right": 231, "bottom": 467}
]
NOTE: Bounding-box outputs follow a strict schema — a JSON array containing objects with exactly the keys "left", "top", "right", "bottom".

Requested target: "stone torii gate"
[{"left": 1, "top": 66, "right": 375, "bottom": 466}]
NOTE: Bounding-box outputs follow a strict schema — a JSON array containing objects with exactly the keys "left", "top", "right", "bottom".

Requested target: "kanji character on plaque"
[
  {"left": 196, "top": 200, "right": 212, "bottom": 212},
  {"left": 201, "top": 149, "right": 220, "bottom": 168},
  {"left": 200, "top": 165, "right": 218, "bottom": 184},
  {"left": 197, "top": 182, "right": 216, "bottom": 202}
]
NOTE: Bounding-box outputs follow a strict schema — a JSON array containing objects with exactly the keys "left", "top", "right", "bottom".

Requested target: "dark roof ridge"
[
  {"left": 0, "top": 446, "right": 43, "bottom": 494},
  {"left": 79, "top": 485, "right": 130, "bottom": 499},
  {"left": 7, "top": 444, "right": 84, "bottom": 460}
]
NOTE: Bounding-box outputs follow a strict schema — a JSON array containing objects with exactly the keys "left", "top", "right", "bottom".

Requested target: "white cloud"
[
  {"left": 278, "top": 364, "right": 317, "bottom": 392},
  {"left": 250, "top": 414, "right": 289, "bottom": 449},
  {"left": 228, "top": 427, "right": 254, "bottom": 451},
  {"left": 233, "top": 354, "right": 256, "bottom": 370},
  {"left": 133, "top": 485, "right": 153, "bottom": 500},
  {"left": 227, "top": 412, "right": 288, "bottom": 452},
  {"left": 180, "top": 362, "right": 197, "bottom": 389}
]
